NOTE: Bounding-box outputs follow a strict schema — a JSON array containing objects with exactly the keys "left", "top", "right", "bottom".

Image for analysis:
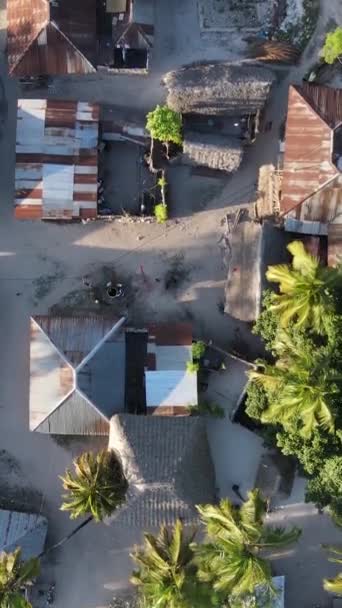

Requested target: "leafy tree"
[
  {"left": 131, "top": 520, "right": 217, "bottom": 608},
  {"left": 252, "top": 290, "right": 279, "bottom": 352},
  {"left": 192, "top": 341, "right": 206, "bottom": 360},
  {"left": 266, "top": 240, "right": 338, "bottom": 335},
  {"left": 194, "top": 490, "right": 300, "bottom": 601},
  {"left": 146, "top": 105, "right": 183, "bottom": 146},
  {"left": 276, "top": 427, "right": 342, "bottom": 476},
  {"left": 323, "top": 545, "right": 342, "bottom": 594},
  {"left": 245, "top": 382, "right": 269, "bottom": 422},
  {"left": 305, "top": 456, "right": 342, "bottom": 522},
  {"left": 154, "top": 203, "right": 168, "bottom": 223},
  {"left": 0, "top": 548, "right": 40, "bottom": 608},
  {"left": 186, "top": 361, "right": 200, "bottom": 373},
  {"left": 60, "top": 450, "right": 127, "bottom": 522},
  {"left": 321, "top": 27, "right": 342, "bottom": 64},
  {"left": 248, "top": 331, "right": 339, "bottom": 438}
]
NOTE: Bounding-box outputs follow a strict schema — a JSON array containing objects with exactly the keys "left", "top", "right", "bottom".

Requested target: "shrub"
[
  {"left": 188, "top": 400, "right": 225, "bottom": 418},
  {"left": 186, "top": 361, "right": 200, "bottom": 373},
  {"left": 154, "top": 203, "right": 168, "bottom": 223},
  {"left": 321, "top": 27, "right": 342, "bottom": 64},
  {"left": 192, "top": 340, "right": 206, "bottom": 360},
  {"left": 146, "top": 105, "right": 182, "bottom": 145}
]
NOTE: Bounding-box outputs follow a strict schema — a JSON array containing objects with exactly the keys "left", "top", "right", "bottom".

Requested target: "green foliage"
[
  {"left": 131, "top": 520, "right": 218, "bottom": 608},
  {"left": 321, "top": 27, "right": 342, "bottom": 64},
  {"left": 0, "top": 548, "right": 40, "bottom": 608},
  {"left": 245, "top": 382, "right": 269, "bottom": 422},
  {"left": 189, "top": 401, "right": 225, "bottom": 419},
  {"left": 323, "top": 545, "right": 342, "bottom": 594},
  {"left": 192, "top": 341, "right": 206, "bottom": 360},
  {"left": 305, "top": 456, "right": 342, "bottom": 509},
  {"left": 276, "top": 428, "right": 342, "bottom": 476},
  {"left": 186, "top": 361, "right": 200, "bottom": 373},
  {"left": 154, "top": 203, "right": 168, "bottom": 224},
  {"left": 60, "top": 450, "right": 127, "bottom": 522},
  {"left": 157, "top": 176, "right": 168, "bottom": 189},
  {"left": 248, "top": 330, "right": 340, "bottom": 438},
  {"left": 194, "top": 490, "right": 300, "bottom": 601},
  {"left": 266, "top": 241, "right": 338, "bottom": 335},
  {"left": 146, "top": 105, "right": 183, "bottom": 145},
  {"left": 253, "top": 290, "right": 279, "bottom": 352}
]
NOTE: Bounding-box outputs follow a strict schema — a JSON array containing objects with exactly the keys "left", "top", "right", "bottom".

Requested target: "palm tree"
[
  {"left": 60, "top": 450, "right": 127, "bottom": 522},
  {"left": 194, "top": 490, "right": 300, "bottom": 601},
  {"left": 323, "top": 545, "right": 342, "bottom": 595},
  {"left": 248, "top": 331, "right": 338, "bottom": 438},
  {"left": 131, "top": 520, "right": 217, "bottom": 608},
  {"left": 0, "top": 548, "right": 40, "bottom": 608},
  {"left": 266, "top": 240, "right": 338, "bottom": 335}
]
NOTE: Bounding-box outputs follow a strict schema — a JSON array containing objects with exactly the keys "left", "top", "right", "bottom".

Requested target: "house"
[
  {"left": 164, "top": 63, "right": 275, "bottom": 117},
  {"left": 0, "top": 509, "right": 48, "bottom": 559},
  {"left": 7, "top": 0, "right": 154, "bottom": 78},
  {"left": 29, "top": 316, "right": 198, "bottom": 434},
  {"left": 280, "top": 84, "right": 342, "bottom": 266},
  {"left": 14, "top": 99, "right": 99, "bottom": 220},
  {"left": 182, "top": 132, "right": 244, "bottom": 173},
  {"left": 7, "top": 0, "right": 97, "bottom": 77},
  {"left": 224, "top": 213, "right": 263, "bottom": 322},
  {"left": 98, "top": 0, "right": 154, "bottom": 70},
  {"left": 108, "top": 414, "right": 215, "bottom": 526}
]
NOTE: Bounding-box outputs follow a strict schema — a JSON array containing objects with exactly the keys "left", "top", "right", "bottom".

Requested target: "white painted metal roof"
[
  {"left": 145, "top": 371, "right": 198, "bottom": 407},
  {"left": 155, "top": 345, "right": 192, "bottom": 371}
]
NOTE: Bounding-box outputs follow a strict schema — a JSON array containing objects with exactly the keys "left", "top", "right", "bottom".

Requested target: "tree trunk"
[
  {"left": 38, "top": 515, "right": 93, "bottom": 558},
  {"left": 164, "top": 141, "right": 170, "bottom": 160}
]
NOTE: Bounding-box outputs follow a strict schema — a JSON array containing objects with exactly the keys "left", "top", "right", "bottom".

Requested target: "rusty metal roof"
[
  {"left": 7, "top": 0, "right": 96, "bottom": 76},
  {"left": 281, "top": 85, "right": 340, "bottom": 217},
  {"left": 15, "top": 99, "right": 99, "bottom": 220}
]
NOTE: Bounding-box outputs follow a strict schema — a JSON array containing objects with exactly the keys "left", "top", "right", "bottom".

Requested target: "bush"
[
  {"left": 192, "top": 341, "right": 206, "bottom": 360},
  {"left": 146, "top": 105, "right": 182, "bottom": 145},
  {"left": 154, "top": 203, "right": 168, "bottom": 224},
  {"left": 188, "top": 401, "right": 225, "bottom": 418},
  {"left": 245, "top": 382, "right": 269, "bottom": 421},
  {"left": 186, "top": 361, "right": 200, "bottom": 373},
  {"left": 321, "top": 27, "right": 342, "bottom": 64}
]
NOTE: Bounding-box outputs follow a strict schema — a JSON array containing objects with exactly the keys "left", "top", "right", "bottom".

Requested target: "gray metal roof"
[
  {"left": 0, "top": 510, "right": 47, "bottom": 560},
  {"left": 108, "top": 414, "right": 216, "bottom": 527}
]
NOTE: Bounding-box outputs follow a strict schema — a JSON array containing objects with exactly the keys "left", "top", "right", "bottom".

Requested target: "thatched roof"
[
  {"left": 107, "top": 414, "right": 216, "bottom": 527},
  {"left": 164, "top": 62, "right": 275, "bottom": 115},
  {"left": 183, "top": 132, "right": 243, "bottom": 172}
]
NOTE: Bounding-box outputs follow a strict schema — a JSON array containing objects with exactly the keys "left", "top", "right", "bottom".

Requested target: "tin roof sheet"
[
  {"left": 0, "top": 510, "right": 48, "bottom": 560},
  {"left": 145, "top": 371, "right": 198, "bottom": 408},
  {"left": 7, "top": 0, "right": 96, "bottom": 76},
  {"left": 281, "top": 85, "right": 341, "bottom": 222},
  {"left": 15, "top": 99, "right": 99, "bottom": 220}
]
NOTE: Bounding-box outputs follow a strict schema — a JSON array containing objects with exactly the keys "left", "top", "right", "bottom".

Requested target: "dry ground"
[{"left": 0, "top": 0, "right": 342, "bottom": 606}]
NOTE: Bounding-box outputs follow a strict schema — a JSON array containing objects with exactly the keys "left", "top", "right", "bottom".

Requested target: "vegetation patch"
[{"left": 275, "top": 0, "right": 320, "bottom": 51}]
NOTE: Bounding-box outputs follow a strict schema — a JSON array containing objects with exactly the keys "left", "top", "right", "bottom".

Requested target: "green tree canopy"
[
  {"left": 194, "top": 490, "right": 300, "bottom": 601},
  {"left": 60, "top": 450, "right": 127, "bottom": 522},
  {"left": 131, "top": 520, "right": 217, "bottom": 608},
  {"left": 305, "top": 456, "right": 342, "bottom": 517},
  {"left": 0, "top": 548, "right": 40, "bottom": 608},
  {"left": 146, "top": 105, "right": 183, "bottom": 145},
  {"left": 266, "top": 241, "right": 338, "bottom": 335},
  {"left": 321, "top": 27, "right": 342, "bottom": 64}
]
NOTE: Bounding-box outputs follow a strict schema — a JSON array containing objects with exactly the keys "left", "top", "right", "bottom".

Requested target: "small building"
[
  {"left": 164, "top": 63, "right": 275, "bottom": 117},
  {"left": 108, "top": 414, "right": 215, "bottom": 526},
  {"left": 0, "top": 509, "right": 48, "bottom": 559},
  {"left": 29, "top": 316, "right": 198, "bottom": 434},
  {"left": 280, "top": 84, "right": 342, "bottom": 266},
  {"left": 182, "top": 132, "right": 244, "bottom": 173},
  {"left": 224, "top": 215, "right": 263, "bottom": 322},
  {"left": 7, "top": 0, "right": 97, "bottom": 77},
  {"left": 15, "top": 99, "right": 99, "bottom": 220}
]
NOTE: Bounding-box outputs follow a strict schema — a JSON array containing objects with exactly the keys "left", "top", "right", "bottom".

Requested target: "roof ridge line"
[
  {"left": 75, "top": 316, "right": 126, "bottom": 371},
  {"left": 282, "top": 173, "right": 340, "bottom": 218},
  {"left": 75, "top": 386, "right": 111, "bottom": 421},
  {"left": 293, "top": 84, "right": 334, "bottom": 131},
  {"left": 49, "top": 20, "right": 96, "bottom": 72},
  {"left": 9, "top": 22, "right": 49, "bottom": 74}
]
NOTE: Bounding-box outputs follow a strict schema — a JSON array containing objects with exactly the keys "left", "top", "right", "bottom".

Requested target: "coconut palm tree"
[
  {"left": 0, "top": 548, "right": 40, "bottom": 608},
  {"left": 194, "top": 490, "right": 300, "bottom": 601},
  {"left": 248, "top": 331, "right": 338, "bottom": 438},
  {"left": 323, "top": 545, "right": 342, "bottom": 594},
  {"left": 131, "top": 520, "right": 218, "bottom": 608},
  {"left": 60, "top": 449, "right": 127, "bottom": 522},
  {"left": 266, "top": 240, "right": 338, "bottom": 335}
]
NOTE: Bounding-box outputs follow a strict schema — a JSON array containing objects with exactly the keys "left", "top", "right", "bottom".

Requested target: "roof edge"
[{"left": 49, "top": 21, "right": 97, "bottom": 72}]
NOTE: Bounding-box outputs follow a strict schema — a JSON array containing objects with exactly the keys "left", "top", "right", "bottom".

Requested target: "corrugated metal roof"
[
  {"left": 328, "top": 224, "right": 342, "bottom": 267},
  {"left": 0, "top": 510, "right": 48, "bottom": 560},
  {"left": 8, "top": 0, "right": 96, "bottom": 76},
  {"left": 147, "top": 323, "right": 193, "bottom": 346},
  {"left": 281, "top": 85, "right": 341, "bottom": 218},
  {"left": 153, "top": 346, "right": 192, "bottom": 371},
  {"left": 15, "top": 99, "right": 99, "bottom": 220},
  {"left": 145, "top": 371, "right": 198, "bottom": 408}
]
